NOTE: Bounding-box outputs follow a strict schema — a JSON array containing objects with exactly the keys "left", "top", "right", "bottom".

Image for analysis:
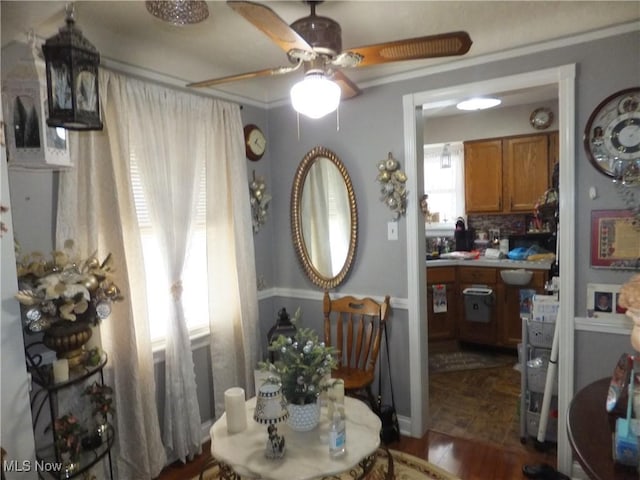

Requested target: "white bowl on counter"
[{"left": 500, "top": 269, "right": 534, "bottom": 285}]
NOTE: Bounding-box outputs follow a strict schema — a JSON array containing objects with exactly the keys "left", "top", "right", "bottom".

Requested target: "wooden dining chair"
[{"left": 323, "top": 291, "right": 391, "bottom": 410}]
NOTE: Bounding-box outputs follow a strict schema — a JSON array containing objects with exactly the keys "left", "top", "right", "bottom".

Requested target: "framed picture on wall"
[
  {"left": 587, "top": 283, "right": 627, "bottom": 320},
  {"left": 590, "top": 210, "right": 640, "bottom": 270}
]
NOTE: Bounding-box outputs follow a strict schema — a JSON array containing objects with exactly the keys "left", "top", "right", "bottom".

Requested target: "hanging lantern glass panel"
[{"left": 42, "top": 4, "right": 103, "bottom": 131}]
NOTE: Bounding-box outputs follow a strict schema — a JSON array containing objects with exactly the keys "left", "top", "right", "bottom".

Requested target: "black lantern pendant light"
[{"left": 42, "top": 3, "right": 103, "bottom": 131}]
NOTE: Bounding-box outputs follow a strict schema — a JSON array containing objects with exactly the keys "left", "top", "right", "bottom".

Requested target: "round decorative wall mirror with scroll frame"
[{"left": 290, "top": 146, "right": 358, "bottom": 290}]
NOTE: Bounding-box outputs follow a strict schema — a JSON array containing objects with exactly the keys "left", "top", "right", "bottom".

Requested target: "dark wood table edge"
[{"left": 567, "top": 377, "right": 638, "bottom": 480}]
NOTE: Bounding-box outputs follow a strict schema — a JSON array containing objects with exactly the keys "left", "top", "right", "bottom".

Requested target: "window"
[
  {"left": 423, "top": 142, "right": 465, "bottom": 233},
  {"left": 130, "top": 155, "right": 209, "bottom": 344}
]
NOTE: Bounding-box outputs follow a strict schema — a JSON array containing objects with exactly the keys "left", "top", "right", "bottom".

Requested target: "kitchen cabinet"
[
  {"left": 463, "top": 139, "right": 503, "bottom": 213},
  {"left": 454, "top": 265, "right": 548, "bottom": 348},
  {"left": 503, "top": 135, "right": 549, "bottom": 212},
  {"left": 457, "top": 267, "right": 498, "bottom": 345},
  {"left": 426, "top": 267, "right": 457, "bottom": 341},
  {"left": 498, "top": 270, "right": 547, "bottom": 348},
  {"left": 464, "top": 133, "right": 554, "bottom": 214}
]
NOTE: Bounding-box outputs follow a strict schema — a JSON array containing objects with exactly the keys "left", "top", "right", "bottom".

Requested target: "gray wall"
[{"left": 424, "top": 100, "right": 559, "bottom": 143}]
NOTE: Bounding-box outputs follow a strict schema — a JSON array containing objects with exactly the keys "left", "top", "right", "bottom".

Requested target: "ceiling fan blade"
[
  {"left": 187, "top": 65, "right": 298, "bottom": 88},
  {"left": 228, "top": 1, "right": 312, "bottom": 54},
  {"left": 347, "top": 31, "right": 472, "bottom": 68},
  {"left": 332, "top": 70, "right": 361, "bottom": 100}
]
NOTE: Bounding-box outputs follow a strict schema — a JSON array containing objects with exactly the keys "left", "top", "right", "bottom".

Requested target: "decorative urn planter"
[{"left": 42, "top": 320, "right": 93, "bottom": 368}]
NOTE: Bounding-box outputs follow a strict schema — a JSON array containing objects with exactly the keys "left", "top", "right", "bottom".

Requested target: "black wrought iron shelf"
[
  {"left": 25, "top": 342, "right": 114, "bottom": 480},
  {"left": 35, "top": 425, "right": 114, "bottom": 479}
]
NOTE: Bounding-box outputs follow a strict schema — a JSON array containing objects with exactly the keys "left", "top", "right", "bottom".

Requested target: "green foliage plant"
[{"left": 260, "top": 309, "right": 338, "bottom": 405}]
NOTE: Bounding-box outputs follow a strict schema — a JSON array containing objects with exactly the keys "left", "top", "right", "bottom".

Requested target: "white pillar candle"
[
  {"left": 333, "top": 380, "right": 345, "bottom": 405},
  {"left": 328, "top": 379, "right": 345, "bottom": 419},
  {"left": 52, "top": 359, "right": 69, "bottom": 383},
  {"left": 224, "top": 387, "right": 247, "bottom": 434},
  {"left": 319, "top": 373, "right": 332, "bottom": 407}
]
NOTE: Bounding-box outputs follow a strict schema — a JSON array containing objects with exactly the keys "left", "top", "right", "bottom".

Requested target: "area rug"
[
  {"left": 194, "top": 448, "right": 460, "bottom": 480},
  {"left": 429, "top": 350, "right": 515, "bottom": 373}
]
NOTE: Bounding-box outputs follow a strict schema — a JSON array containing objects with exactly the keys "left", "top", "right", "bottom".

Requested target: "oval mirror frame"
[{"left": 291, "top": 146, "right": 358, "bottom": 290}]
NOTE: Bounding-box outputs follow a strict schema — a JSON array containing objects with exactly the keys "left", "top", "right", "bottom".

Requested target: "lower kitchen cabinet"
[
  {"left": 498, "top": 270, "right": 547, "bottom": 348},
  {"left": 426, "top": 267, "right": 457, "bottom": 341},
  {"left": 446, "top": 265, "right": 550, "bottom": 348}
]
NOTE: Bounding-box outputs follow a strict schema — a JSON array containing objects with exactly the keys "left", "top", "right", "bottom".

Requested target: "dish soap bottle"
[{"left": 329, "top": 403, "right": 346, "bottom": 458}]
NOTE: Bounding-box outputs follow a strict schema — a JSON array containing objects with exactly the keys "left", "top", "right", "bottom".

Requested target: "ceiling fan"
[{"left": 188, "top": 1, "right": 472, "bottom": 117}]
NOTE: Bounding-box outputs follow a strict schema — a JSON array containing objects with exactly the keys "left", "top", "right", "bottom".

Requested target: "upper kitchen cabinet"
[
  {"left": 503, "top": 134, "right": 549, "bottom": 212},
  {"left": 464, "top": 139, "right": 503, "bottom": 212},
  {"left": 464, "top": 133, "right": 555, "bottom": 214}
]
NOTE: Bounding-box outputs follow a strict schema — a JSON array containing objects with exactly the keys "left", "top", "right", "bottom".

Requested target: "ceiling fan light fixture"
[
  {"left": 145, "top": 0, "right": 209, "bottom": 26},
  {"left": 456, "top": 97, "right": 502, "bottom": 111},
  {"left": 290, "top": 73, "right": 341, "bottom": 119}
]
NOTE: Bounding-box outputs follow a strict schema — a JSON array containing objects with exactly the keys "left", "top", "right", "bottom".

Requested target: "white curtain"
[
  {"left": 206, "top": 101, "right": 261, "bottom": 411},
  {"left": 121, "top": 78, "right": 206, "bottom": 462},
  {"left": 56, "top": 72, "right": 167, "bottom": 477}
]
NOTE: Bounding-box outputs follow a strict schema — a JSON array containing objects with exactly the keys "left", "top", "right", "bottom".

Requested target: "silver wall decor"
[
  {"left": 249, "top": 171, "right": 271, "bottom": 234},
  {"left": 376, "top": 152, "right": 407, "bottom": 219}
]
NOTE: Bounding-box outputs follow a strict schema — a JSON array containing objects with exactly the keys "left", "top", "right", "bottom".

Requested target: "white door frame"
[{"left": 402, "top": 64, "right": 576, "bottom": 473}]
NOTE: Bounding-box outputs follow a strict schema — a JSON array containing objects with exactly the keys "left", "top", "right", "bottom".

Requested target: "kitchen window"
[
  {"left": 424, "top": 141, "right": 465, "bottom": 234},
  {"left": 130, "top": 155, "right": 210, "bottom": 345}
]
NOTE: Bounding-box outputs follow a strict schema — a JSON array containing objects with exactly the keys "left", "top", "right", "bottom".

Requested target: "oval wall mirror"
[{"left": 291, "top": 146, "right": 358, "bottom": 290}]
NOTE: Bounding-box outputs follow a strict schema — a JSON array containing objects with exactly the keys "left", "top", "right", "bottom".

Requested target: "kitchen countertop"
[{"left": 425, "top": 257, "right": 554, "bottom": 270}]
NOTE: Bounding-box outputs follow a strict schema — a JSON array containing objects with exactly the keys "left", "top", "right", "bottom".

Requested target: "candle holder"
[{"left": 253, "top": 384, "right": 289, "bottom": 459}]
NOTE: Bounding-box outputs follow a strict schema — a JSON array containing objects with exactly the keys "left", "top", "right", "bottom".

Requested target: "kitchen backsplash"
[{"left": 426, "top": 214, "right": 543, "bottom": 254}]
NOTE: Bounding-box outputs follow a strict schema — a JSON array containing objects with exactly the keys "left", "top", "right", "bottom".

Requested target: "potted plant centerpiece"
[
  {"left": 260, "top": 308, "right": 338, "bottom": 432},
  {"left": 15, "top": 240, "right": 122, "bottom": 368}
]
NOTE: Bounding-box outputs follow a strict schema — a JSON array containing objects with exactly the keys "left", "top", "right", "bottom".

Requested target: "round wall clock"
[
  {"left": 529, "top": 107, "right": 553, "bottom": 130},
  {"left": 583, "top": 87, "right": 640, "bottom": 179},
  {"left": 243, "top": 124, "right": 266, "bottom": 161}
]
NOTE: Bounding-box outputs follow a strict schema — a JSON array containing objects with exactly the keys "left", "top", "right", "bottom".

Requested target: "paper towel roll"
[
  {"left": 224, "top": 387, "right": 247, "bottom": 433},
  {"left": 499, "top": 239, "right": 509, "bottom": 255}
]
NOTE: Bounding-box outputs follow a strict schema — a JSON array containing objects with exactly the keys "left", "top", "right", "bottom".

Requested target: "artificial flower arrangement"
[
  {"left": 83, "top": 381, "right": 115, "bottom": 423},
  {"left": 14, "top": 240, "right": 123, "bottom": 332},
  {"left": 53, "top": 413, "right": 85, "bottom": 461},
  {"left": 260, "top": 308, "right": 338, "bottom": 405}
]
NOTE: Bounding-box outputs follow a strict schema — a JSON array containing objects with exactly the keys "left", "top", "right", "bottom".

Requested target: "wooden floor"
[{"left": 155, "top": 431, "right": 556, "bottom": 480}]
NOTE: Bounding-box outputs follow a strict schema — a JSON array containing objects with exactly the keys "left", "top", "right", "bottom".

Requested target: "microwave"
[{"left": 508, "top": 232, "right": 556, "bottom": 254}]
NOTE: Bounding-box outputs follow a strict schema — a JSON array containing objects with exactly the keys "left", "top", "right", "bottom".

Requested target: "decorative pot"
[
  {"left": 286, "top": 401, "right": 320, "bottom": 432},
  {"left": 43, "top": 320, "right": 92, "bottom": 369}
]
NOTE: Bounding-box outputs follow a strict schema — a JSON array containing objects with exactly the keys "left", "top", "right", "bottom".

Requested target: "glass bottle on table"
[{"left": 329, "top": 400, "right": 346, "bottom": 458}]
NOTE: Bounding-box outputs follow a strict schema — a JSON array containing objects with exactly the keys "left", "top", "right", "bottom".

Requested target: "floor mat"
[{"left": 429, "top": 350, "right": 515, "bottom": 373}]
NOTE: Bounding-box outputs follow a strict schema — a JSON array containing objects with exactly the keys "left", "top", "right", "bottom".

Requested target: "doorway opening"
[{"left": 402, "top": 64, "right": 576, "bottom": 473}]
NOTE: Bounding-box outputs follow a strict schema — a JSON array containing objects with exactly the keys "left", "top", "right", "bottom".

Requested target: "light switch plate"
[{"left": 388, "top": 221, "right": 398, "bottom": 241}]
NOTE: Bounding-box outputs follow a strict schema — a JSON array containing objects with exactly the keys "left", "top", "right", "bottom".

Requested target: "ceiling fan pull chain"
[
  {"left": 336, "top": 105, "right": 340, "bottom": 132},
  {"left": 297, "top": 111, "right": 301, "bottom": 141}
]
